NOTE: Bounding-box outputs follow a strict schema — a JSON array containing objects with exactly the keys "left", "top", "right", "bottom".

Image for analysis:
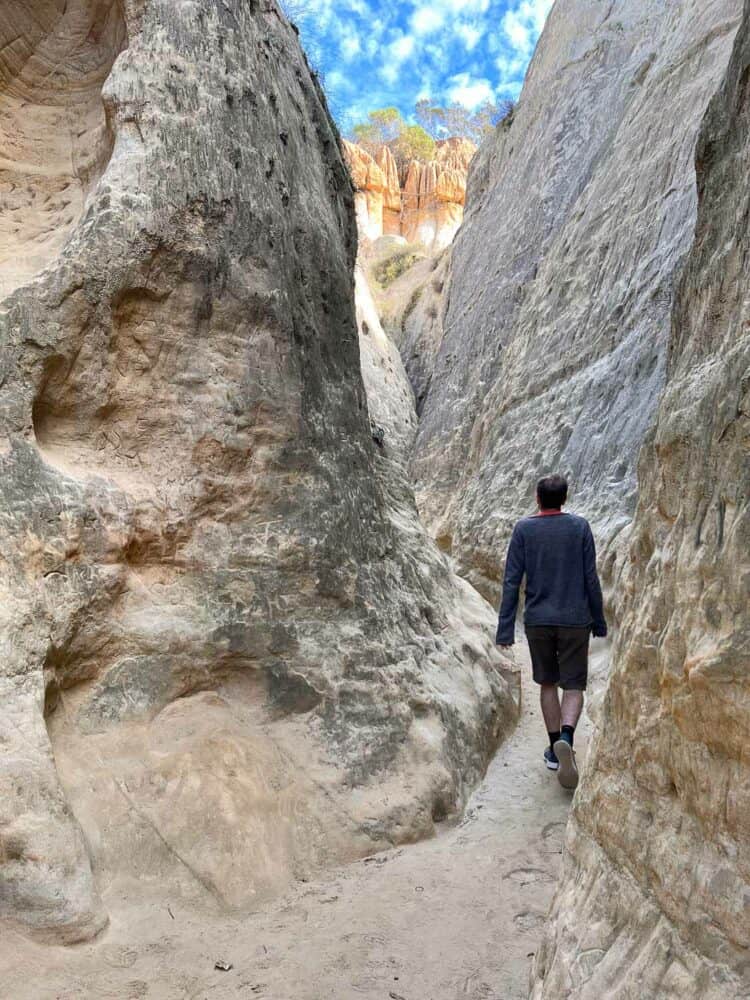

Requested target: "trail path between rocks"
[{"left": 0, "top": 650, "right": 589, "bottom": 1000}]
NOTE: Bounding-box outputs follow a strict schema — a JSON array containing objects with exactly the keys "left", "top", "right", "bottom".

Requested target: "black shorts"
[{"left": 525, "top": 625, "right": 590, "bottom": 690}]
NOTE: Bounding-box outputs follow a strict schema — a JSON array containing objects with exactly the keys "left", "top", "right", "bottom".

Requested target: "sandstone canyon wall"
[
  {"left": 411, "top": 0, "right": 742, "bottom": 598},
  {"left": 0, "top": 0, "right": 518, "bottom": 944},
  {"left": 343, "top": 138, "right": 475, "bottom": 251},
  {"left": 533, "top": 2, "right": 750, "bottom": 993}
]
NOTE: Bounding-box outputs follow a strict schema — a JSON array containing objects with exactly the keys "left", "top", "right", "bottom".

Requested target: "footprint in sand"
[
  {"left": 504, "top": 867, "right": 555, "bottom": 885},
  {"left": 513, "top": 911, "right": 546, "bottom": 932}
]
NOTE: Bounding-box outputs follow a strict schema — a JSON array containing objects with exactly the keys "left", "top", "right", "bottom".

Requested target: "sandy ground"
[{"left": 0, "top": 648, "right": 590, "bottom": 1000}]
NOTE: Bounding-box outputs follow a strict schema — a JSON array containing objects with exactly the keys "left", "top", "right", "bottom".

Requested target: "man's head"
[{"left": 536, "top": 474, "right": 568, "bottom": 510}]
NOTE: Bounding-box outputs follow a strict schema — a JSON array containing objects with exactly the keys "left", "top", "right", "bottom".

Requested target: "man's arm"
[
  {"left": 496, "top": 525, "right": 525, "bottom": 645},
  {"left": 583, "top": 523, "right": 607, "bottom": 637}
]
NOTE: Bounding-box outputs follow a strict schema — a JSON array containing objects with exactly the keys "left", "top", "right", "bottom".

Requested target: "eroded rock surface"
[
  {"left": 0, "top": 0, "right": 518, "bottom": 944},
  {"left": 0, "top": 0, "right": 127, "bottom": 300},
  {"left": 343, "top": 139, "right": 390, "bottom": 241},
  {"left": 411, "top": 0, "right": 742, "bottom": 597},
  {"left": 355, "top": 264, "right": 418, "bottom": 462},
  {"left": 343, "top": 138, "right": 475, "bottom": 251},
  {"left": 401, "top": 138, "right": 475, "bottom": 250},
  {"left": 533, "top": 4, "right": 750, "bottom": 995},
  {"left": 371, "top": 247, "right": 452, "bottom": 417}
]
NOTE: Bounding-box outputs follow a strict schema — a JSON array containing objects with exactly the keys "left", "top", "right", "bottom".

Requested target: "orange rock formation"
[{"left": 343, "top": 137, "right": 476, "bottom": 250}]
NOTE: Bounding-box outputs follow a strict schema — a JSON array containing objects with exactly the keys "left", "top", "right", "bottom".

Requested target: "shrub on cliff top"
[{"left": 373, "top": 248, "right": 423, "bottom": 287}]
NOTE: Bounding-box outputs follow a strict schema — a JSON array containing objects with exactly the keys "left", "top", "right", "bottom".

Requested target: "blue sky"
[{"left": 284, "top": 0, "right": 554, "bottom": 132}]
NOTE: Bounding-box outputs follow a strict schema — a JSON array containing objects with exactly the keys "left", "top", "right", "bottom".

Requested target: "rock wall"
[
  {"left": 532, "top": 3, "right": 750, "bottom": 994},
  {"left": 401, "top": 138, "right": 476, "bottom": 249},
  {"left": 343, "top": 138, "right": 475, "bottom": 251},
  {"left": 0, "top": 0, "right": 518, "bottom": 944},
  {"left": 355, "top": 264, "right": 418, "bottom": 461},
  {"left": 411, "top": 0, "right": 742, "bottom": 597},
  {"left": 370, "top": 248, "right": 452, "bottom": 416},
  {"left": 343, "top": 140, "right": 392, "bottom": 241},
  {"left": 0, "top": 0, "right": 128, "bottom": 300}
]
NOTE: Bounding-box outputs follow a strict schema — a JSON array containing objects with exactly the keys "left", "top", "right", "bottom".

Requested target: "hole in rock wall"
[{"left": 0, "top": 0, "right": 127, "bottom": 300}]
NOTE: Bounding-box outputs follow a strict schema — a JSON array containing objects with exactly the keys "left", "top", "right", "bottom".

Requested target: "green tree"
[
  {"left": 368, "top": 107, "right": 403, "bottom": 141},
  {"left": 392, "top": 124, "right": 436, "bottom": 166},
  {"left": 414, "top": 99, "right": 516, "bottom": 144},
  {"left": 351, "top": 107, "right": 405, "bottom": 156},
  {"left": 350, "top": 98, "right": 516, "bottom": 164},
  {"left": 414, "top": 99, "right": 443, "bottom": 139}
]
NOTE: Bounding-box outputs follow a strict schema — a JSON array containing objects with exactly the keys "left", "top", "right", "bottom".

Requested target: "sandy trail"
[{"left": 0, "top": 649, "right": 589, "bottom": 1000}]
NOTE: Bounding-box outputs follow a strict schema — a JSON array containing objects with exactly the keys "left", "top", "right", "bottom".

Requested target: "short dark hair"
[{"left": 537, "top": 474, "right": 568, "bottom": 510}]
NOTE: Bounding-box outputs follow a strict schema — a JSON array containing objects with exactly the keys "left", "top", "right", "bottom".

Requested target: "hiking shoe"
[
  {"left": 553, "top": 738, "right": 579, "bottom": 790},
  {"left": 544, "top": 747, "right": 559, "bottom": 771}
]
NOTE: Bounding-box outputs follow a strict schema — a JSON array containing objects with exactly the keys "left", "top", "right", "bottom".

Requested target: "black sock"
[
  {"left": 561, "top": 725, "right": 575, "bottom": 746},
  {"left": 548, "top": 730, "right": 560, "bottom": 750}
]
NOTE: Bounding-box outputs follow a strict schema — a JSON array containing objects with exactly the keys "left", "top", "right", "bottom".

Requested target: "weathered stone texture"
[
  {"left": 0, "top": 0, "right": 518, "bottom": 943},
  {"left": 377, "top": 249, "right": 452, "bottom": 417},
  {"left": 401, "top": 139, "right": 475, "bottom": 250},
  {"left": 342, "top": 139, "right": 388, "bottom": 241},
  {"left": 343, "top": 138, "right": 475, "bottom": 251},
  {"left": 0, "top": 0, "right": 127, "bottom": 300},
  {"left": 355, "top": 264, "right": 418, "bottom": 461},
  {"left": 533, "top": 2, "right": 750, "bottom": 994},
  {"left": 412, "top": 0, "right": 742, "bottom": 597}
]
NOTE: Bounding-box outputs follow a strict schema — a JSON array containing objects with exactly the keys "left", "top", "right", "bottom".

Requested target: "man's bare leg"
[
  {"left": 540, "top": 682, "right": 561, "bottom": 733},
  {"left": 561, "top": 689, "right": 584, "bottom": 730}
]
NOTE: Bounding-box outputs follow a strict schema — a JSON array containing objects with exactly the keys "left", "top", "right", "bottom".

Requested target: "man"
[{"left": 496, "top": 474, "right": 607, "bottom": 790}]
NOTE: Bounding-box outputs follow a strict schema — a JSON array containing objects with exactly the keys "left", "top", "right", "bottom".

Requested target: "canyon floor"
[{"left": 0, "top": 649, "right": 594, "bottom": 1000}]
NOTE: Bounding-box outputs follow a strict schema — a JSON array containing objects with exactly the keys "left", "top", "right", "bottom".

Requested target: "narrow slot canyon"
[{"left": 0, "top": 0, "right": 748, "bottom": 997}]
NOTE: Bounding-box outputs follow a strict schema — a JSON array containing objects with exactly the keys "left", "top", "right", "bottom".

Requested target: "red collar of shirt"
[{"left": 536, "top": 509, "right": 564, "bottom": 516}]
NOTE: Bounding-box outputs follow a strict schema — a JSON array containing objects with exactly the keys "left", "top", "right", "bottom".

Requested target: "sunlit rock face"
[
  {"left": 343, "top": 138, "right": 476, "bottom": 251},
  {"left": 0, "top": 0, "right": 518, "bottom": 945},
  {"left": 343, "top": 139, "right": 387, "bottom": 241},
  {"left": 401, "top": 139, "right": 475, "bottom": 250},
  {"left": 532, "top": 3, "right": 750, "bottom": 994},
  {"left": 377, "top": 145, "right": 402, "bottom": 235},
  {"left": 410, "top": 0, "right": 742, "bottom": 599}
]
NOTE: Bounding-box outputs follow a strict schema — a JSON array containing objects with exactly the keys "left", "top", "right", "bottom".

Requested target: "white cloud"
[
  {"left": 291, "top": 0, "right": 553, "bottom": 131},
  {"left": 412, "top": 6, "right": 446, "bottom": 34},
  {"left": 503, "top": 0, "right": 554, "bottom": 56},
  {"left": 456, "top": 23, "right": 481, "bottom": 50},
  {"left": 340, "top": 31, "right": 361, "bottom": 61},
  {"left": 435, "top": 0, "right": 490, "bottom": 11},
  {"left": 380, "top": 62, "right": 401, "bottom": 85},
  {"left": 495, "top": 52, "right": 526, "bottom": 79},
  {"left": 503, "top": 12, "right": 531, "bottom": 52},
  {"left": 390, "top": 33, "right": 416, "bottom": 61},
  {"left": 448, "top": 72, "right": 495, "bottom": 109},
  {"left": 325, "top": 69, "right": 348, "bottom": 91}
]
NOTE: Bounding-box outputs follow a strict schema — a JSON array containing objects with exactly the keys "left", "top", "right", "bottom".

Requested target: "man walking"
[{"left": 496, "top": 475, "right": 607, "bottom": 790}]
